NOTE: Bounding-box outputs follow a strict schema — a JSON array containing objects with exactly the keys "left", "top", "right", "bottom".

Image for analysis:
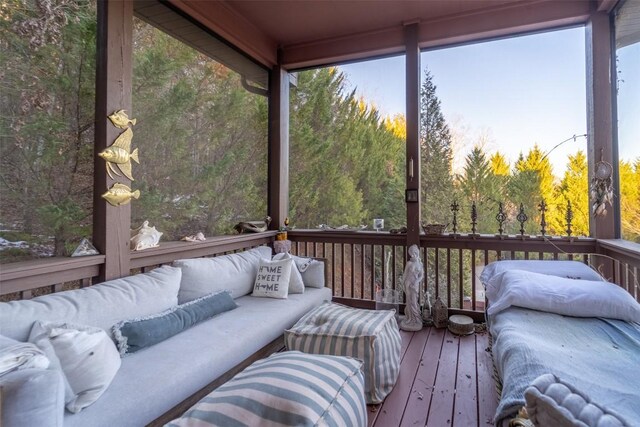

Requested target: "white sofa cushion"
[
  {"left": 174, "top": 246, "right": 272, "bottom": 303},
  {"left": 30, "top": 321, "right": 121, "bottom": 413},
  {"left": 63, "top": 287, "right": 332, "bottom": 427},
  {"left": 0, "top": 266, "right": 182, "bottom": 342}
]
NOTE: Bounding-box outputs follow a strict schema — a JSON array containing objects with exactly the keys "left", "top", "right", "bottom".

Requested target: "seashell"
[
  {"left": 181, "top": 232, "right": 206, "bottom": 242},
  {"left": 71, "top": 238, "right": 100, "bottom": 257},
  {"left": 130, "top": 221, "right": 162, "bottom": 250}
]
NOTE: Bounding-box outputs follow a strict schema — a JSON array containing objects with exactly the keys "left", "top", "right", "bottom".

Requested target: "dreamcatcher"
[{"left": 590, "top": 150, "right": 614, "bottom": 217}]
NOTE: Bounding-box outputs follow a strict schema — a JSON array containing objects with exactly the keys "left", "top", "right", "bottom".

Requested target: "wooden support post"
[
  {"left": 586, "top": 9, "right": 616, "bottom": 240},
  {"left": 268, "top": 62, "right": 290, "bottom": 230},
  {"left": 405, "top": 23, "right": 421, "bottom": 248},
  {"left": 93, "top": 0, "right": 133, "bottom": 281}
]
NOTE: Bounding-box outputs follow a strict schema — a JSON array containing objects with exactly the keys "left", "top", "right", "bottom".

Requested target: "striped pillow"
[
  {"left": 167, "top": 351, "right": 367, "bottom": 427},
  {"left": 285, "top": 302, "right": 402, "bottom": 404}
]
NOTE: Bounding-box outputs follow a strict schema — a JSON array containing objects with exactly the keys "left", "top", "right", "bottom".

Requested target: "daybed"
[
  {"left": 0, "top": 246, "right": 331, "bottom": 427},
  {"left": 482, "top": 260, "right": 640, "bottom": 426}
]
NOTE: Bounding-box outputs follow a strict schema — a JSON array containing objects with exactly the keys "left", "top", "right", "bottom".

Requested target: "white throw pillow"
[
  {"left": 29, "top": 321, "right": 121, "bottom": 413},
  {"left": 273, "top": 253, "right": 304, "bottom": 294},
  {"left": 252, "top": 258, "right": 293, "bottom": 299},
  {"left": 487, "top": 270, "right": 640, "bottom": 323},
  {"left": 291, "top": 255, "right": 325, "bottom": 288}
]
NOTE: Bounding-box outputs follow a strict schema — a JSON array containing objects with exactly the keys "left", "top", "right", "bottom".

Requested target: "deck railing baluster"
[
  {"left": 332, "top": 243, "right": 337, "bottom": 296},
  {"left": 370, "top": 245, "right": 375, "bottom": 299},
  {"left": 459, "top": 249, "right": 464, "bottom": 309},
  {"left": 471, "top": 249, "right": 477, "bottom": 311},
  {"left": 380, "top": 245, "right": 387, "bottom": 289},
  {"left": 446, "top": 248, "right": 451, "bottom": 308},
  {"left": 435, "top": 249, "right": 440, "bottom": 304},
  {"left": 360, "top": 244, "right": 365, "bottom": 299},
  {"left": 350, "top": 244, "right": 355, "bottom": 298},
  {"left": 392, "top": 246, "right": 397, "bottom": 293},
  {"left": 341, "top": 243, "right": 345, "bottom": 297}
]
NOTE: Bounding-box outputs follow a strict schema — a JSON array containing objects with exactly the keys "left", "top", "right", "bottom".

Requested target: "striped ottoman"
[
  {"left": 285, "top": 302, "right": 401, "bottom": 404},
  {"left": 167, "top": 351, "right": 367, "bottom": 427}
]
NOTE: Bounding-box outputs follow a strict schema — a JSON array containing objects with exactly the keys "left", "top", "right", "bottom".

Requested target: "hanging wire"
[{"left": 538, "top": 133, "right": 588, "bottom": 166}]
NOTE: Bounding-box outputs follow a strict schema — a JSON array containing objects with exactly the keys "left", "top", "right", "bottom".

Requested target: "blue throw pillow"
[{"left": 112, "top": 291, "right": 237, "bottom": 355}]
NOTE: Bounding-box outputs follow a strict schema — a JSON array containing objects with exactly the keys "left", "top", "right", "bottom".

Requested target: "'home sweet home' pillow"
[{"left": 251, "top": 258, "right": 292, "bottom": 299}]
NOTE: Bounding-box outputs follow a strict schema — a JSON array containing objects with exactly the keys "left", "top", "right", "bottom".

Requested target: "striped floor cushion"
[
  {"left": 285, "top": 302, "right": 401, "bottom": 404},
  {"left": 167, "top": 351, "right": 367, "bottom": 427}
]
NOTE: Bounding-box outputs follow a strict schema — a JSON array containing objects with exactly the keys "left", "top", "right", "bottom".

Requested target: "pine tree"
[
  {"left": 490, "top": 152, "right": 510, "bottom": 176},
  {"left": 508, "top": 145, "right": 555, "bottom": 235},
  {"left": 420, "top": 69, "right": 454, "bottom": 224},
  {"left": 620, "top": 159, "right": 640, "bottom": 242},
  {"left": 457, "top": 147, "right": 502, "bottom": 233},
  {"left": 553, "top": 151, "right": 589, "bottom": 236}
]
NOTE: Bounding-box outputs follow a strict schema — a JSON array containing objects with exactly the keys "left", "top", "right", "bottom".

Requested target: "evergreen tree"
[
  {"left": 490, "top": 152, "right": 510, "bottom": 176},
  {"left": 620, "top": 159, "right": 640, "bottom": 242},
  {"left": 131, "top": 20, "right": 268, "bottom": 239},
  {"left": 420, "top": 69, "right": 454, "bottom": 224},
  {"left": 508, "top": 145, "right": 556, "bottom": 235},
  {"left": 0, "top": 0, "right": 96, "bottom": 256},
  {"left": 457, "top": 147, "right": 502, "bottom": 233},
  {"left": 289, "top": 68, "right": 405, "bottom": 229},
  {"left": 553, "top": 151, "right": 589, "bottom": 236}
]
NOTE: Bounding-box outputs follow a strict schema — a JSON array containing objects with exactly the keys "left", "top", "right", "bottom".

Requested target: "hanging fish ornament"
[
  {"left": 102, "top": 183, "right": 140, "bottom": 206},
  {"left": 98, "top": 128, "right": 139, "bottom": 181},
  {"left": 108, "top": 109, "right": 137, "bottom": 129}
]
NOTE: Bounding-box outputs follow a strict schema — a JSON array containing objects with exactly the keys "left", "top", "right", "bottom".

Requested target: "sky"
[{"left": 338, "top": 26, "right": 639, "bottom": 177}]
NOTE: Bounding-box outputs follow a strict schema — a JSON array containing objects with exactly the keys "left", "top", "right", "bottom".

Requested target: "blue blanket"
[{"left": 489, "top": 307, "right": 640, "bottom": 425}]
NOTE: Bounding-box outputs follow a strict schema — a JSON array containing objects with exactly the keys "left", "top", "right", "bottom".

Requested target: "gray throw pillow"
[{"left": 112, "top": 291, "right": 237, "bottom": 356}]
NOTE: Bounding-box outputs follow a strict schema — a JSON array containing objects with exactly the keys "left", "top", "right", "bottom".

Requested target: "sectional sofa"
[{"left": 0, "top": 246, "right": 331, "bottom": 427}]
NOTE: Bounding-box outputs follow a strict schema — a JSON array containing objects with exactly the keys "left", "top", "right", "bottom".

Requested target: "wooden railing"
[
  {"left": 2, "top": 230, "right": 638, "bottom": 311},
  {"left": 0, "top": 232, "right": 277, "bottom": 300},
  {"left": 288, "top": 230, "right": 640, "bottom": 318},
  {"left": 596, "top": 239, "right": 640, "bottom": 301}
]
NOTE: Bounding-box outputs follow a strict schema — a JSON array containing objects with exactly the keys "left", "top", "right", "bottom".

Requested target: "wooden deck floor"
[{"left": 368, "top": 326, "right": 499, "bottom": 427}]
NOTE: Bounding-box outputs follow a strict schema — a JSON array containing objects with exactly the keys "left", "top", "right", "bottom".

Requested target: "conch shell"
[
  {"left": 130, "top": 220, "right": 162, "bottom": 251},
  {"left": 181, "top": 232, "right": 206, "bottom": 242}
]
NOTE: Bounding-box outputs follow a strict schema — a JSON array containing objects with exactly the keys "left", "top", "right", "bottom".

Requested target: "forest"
[{"left": 1, "top": 0, "right": 639, "bottom": 264}]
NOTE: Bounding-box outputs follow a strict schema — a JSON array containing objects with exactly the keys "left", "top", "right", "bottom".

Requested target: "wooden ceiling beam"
[
  {"left": 169, "top": 0, "right": 278, "bottom": 68},
  {"left": 597, "top": 0, "right": 619, "bottom": 13},
  {"left": 280, "top": 0, "right": 592, "bottom": 69}
]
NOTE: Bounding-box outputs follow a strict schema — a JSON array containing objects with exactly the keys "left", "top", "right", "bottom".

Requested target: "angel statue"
[{"left": 400, "top": 244, "right": 424, "bottom": 331}]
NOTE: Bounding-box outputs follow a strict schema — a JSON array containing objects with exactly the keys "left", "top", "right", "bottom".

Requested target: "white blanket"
[
  {"left": 489, "top": 307, "right": 640, "bottom": 425},
  {"left": 0, "top": 335, "right": 49, "bottom": 376}
]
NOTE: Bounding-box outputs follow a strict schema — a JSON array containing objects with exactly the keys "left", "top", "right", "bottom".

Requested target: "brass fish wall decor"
[
  {"left": 108, "top": 109, "right": 137, "bottom": 129},
  {"left": 102, "top": 183, "right": 140, "bottom": 206},
  {"left": 99, "top": 128, "right": 139, "bottom": 181}
]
